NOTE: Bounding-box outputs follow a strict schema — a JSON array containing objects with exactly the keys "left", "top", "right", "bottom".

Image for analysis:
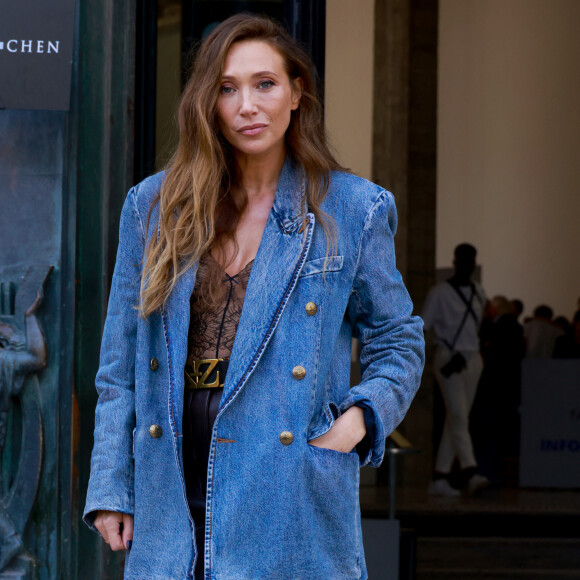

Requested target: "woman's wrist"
[
  {"left": 339, "top": 405, "right": 367, "bottom": 443},
  {"left": 309, "top": 405, "right": 367, "bottom": 453}
]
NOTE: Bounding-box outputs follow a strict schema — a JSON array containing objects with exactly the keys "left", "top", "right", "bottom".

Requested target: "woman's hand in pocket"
[
  {"left": 94, "top": 510, "right": 133, "bottom": 551},
  {"left": 308, "top": 406, "right": 366, "bottom": 453}
]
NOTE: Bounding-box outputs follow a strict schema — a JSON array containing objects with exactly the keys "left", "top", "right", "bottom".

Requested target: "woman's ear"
[{"left": 291, "top": 78, "right": 303, "bottom": 110}]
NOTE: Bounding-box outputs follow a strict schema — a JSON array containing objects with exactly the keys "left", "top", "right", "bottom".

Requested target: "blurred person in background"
[
  {"left": 423, "top": 243, "right": 488, "bottom": 496},
  {"left": 511, "top": 298, "right": 524, "bottom": 322},
  {"left": 553, "top": 315, "right": 570, "bottom": 335},
  {"left": 523, "top": 305, "right": 563, "bottom": 358},
  {"left": 475, "top": 296, "right": 525, "bottom": 483},
  {"left": 553, "top": 311, "right": 580, "bottom": 359}
]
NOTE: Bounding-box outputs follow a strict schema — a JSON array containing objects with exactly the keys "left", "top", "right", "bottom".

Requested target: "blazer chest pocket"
[{"left": 299, "top": 255, "right": 343, "bottom": 278}]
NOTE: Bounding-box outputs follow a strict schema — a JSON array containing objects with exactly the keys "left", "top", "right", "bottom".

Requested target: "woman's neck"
[{"left": 234, "top": 147, "right": 285, "bottom": 199}]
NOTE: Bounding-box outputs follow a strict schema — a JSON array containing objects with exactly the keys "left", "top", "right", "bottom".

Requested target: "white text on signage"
[{"left": 0, "top": 40, "right": 60, "bottom": 54}]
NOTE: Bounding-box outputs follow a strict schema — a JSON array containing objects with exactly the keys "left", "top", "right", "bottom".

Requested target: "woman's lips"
[{"left": 238, "top": 124, "right": 267, "bottom": 136}]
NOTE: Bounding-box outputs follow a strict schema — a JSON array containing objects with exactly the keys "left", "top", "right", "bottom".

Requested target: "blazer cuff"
[{"left": 83, "top": 494, "right": 134, "bottom": 533}]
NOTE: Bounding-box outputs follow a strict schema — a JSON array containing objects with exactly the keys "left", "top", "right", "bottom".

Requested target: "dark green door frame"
[{"left": 73, "top": 1, "right": 136, "bottom": 578}]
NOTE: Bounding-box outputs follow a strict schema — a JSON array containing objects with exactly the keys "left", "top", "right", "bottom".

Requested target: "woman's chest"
[{"left": 219, "top": 200, "right": 272, "bottom": 276}]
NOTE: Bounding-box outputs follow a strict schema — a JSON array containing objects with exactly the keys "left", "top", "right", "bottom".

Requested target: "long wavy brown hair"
[{"left": 139, "top": 13, "right": 344, "bottom": 318}]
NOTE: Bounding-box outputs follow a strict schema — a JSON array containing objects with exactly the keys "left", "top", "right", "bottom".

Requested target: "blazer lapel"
[
  {"left": 163, "top": 262, "right": 197, "bottom": 436},
  {"left": 218, "top": 159, "right": 315, "bottom": 413}
]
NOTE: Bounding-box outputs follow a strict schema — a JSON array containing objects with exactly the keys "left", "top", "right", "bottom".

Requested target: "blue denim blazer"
[{"left": 83, "top": 159, "right": 425, "bottom": 579}]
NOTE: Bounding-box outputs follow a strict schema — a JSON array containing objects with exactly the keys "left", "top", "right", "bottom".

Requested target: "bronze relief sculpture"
[{"left": 0, "top": 270, "right": 48, "bottom": 576}]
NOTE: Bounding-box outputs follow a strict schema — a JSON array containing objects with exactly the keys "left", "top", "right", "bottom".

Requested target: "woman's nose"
[{"left": 239, "top": 88, "right": 258, "bottom": 115}]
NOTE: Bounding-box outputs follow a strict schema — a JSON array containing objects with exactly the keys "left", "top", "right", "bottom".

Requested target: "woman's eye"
[
  {"left": 220, "top": 85, "right": 234, "bottom": 94},
  {"left": 258, "top": 80, "right": 274, "bottom": 90}
]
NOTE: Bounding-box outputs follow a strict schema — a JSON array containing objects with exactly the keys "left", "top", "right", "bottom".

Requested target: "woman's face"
[{"left": 217, "top": 40, "right": 301, "bottom": 163}]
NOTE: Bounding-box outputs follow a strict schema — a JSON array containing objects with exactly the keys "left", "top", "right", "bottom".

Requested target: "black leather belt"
[{"left": 184, "top": 358, "right": 229, "bottom": 389}]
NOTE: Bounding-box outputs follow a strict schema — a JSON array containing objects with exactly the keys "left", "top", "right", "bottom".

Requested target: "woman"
[{"left": 84, "top": 14, "right": 424, "bottom": 580}]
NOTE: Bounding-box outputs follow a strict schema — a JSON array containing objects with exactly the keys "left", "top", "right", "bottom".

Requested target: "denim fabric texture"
[{"left": 83, "top": 158, "right": 425, "bottom": 579}]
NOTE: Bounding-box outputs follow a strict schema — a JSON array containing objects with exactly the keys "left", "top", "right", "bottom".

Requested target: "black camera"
[{"left": 440, "top": 352, "right": 467, "bottom": 378}]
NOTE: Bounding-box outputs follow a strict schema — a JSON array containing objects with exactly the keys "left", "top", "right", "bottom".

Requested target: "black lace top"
[{"left": 187, "top": 253, "right": 254, "bottom": 362}]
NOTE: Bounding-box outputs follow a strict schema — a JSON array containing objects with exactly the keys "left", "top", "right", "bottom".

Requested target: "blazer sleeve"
[
  {"left": 341, "top": 189, "right": 425, "bottom": 468},
  {"left": 83, "top": 187, "right": 144, "bottom": 531}
]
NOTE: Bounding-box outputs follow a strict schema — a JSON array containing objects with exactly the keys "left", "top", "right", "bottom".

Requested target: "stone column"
[{"left": 373, "top": 0, "right": 438, "bottom": 488}]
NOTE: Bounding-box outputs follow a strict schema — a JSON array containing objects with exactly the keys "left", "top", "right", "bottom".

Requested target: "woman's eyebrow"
[{"left": 221, "top": 70, "right": 280, "bottom": 81}]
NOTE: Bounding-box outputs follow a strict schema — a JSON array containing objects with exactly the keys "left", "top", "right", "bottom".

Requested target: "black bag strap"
[
  {"left": 442, "top": 281, "right": 478, "bottom": 351},
  {"left": 447, "top": 280, "right": 481, "bottom": 325}
]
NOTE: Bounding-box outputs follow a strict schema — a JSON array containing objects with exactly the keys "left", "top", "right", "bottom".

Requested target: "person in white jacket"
[{"left": 423, "top": 243, "right": 489, "bottom": 496}]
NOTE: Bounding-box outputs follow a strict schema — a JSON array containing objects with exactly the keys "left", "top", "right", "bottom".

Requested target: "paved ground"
[{"left": 361, "top": 484, "right": 580, "bottom": 517}]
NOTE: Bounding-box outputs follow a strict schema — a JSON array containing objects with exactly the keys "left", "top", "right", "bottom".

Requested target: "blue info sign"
[
  {"left": 0, "top": 0, "right": 76, "bottom": 110},
  {"left": 520, "top": 360, "right": 580, "bottom": 488}
]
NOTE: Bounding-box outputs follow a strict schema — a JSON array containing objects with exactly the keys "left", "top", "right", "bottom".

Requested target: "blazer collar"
[{"left": 270, "top": 156, "right": 307, "bottom": 233}]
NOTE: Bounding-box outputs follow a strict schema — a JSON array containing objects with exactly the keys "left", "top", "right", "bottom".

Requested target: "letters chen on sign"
[{"left": 0, "top": 1, "right": 76, "bottom": 111}]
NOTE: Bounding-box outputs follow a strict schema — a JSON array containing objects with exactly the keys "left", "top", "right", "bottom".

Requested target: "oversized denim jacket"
[{"left": 83, "top": 159, "right": 425, "bottom": 579}]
